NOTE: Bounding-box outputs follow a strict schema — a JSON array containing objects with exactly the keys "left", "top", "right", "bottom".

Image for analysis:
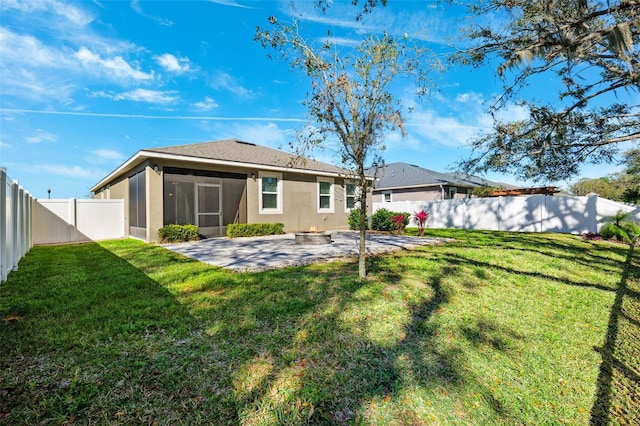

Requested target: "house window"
[
  {"left": 259, "top": 171, "right": 282, "bottom": 214},
  {"left": 383, "top": 191, "right": 392, "bottom": 202},
  {"left": 345, "top": 182, "right": 356, "bottom": 211},
  {"left": 318, "top": 177, "right": 334, "bottom": 213},
  {"left": 449, "top": 187, "right": 457, "bottom": 199}
]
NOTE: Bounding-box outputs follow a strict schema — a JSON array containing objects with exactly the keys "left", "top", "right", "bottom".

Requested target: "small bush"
[
  {"left": 227, "top": 223, "right": 285, "bottom": 238},
  {"left": 347, "top": 208, "right": 368, "bottom": 230},
  {"left": 371, "top": 209, "right": 409, "bottom": 232},
  {"left": 600, "top": 223, "right": 631, "bottom": 244},
  {"left": 599, "top": 210, "right": 640, "bottom": 244},
  {"left": 158, "top": 224, "right": 200, "bottom": 243},
  {"left": 623, "top": 222, "right": 640, "bottom": 240}
]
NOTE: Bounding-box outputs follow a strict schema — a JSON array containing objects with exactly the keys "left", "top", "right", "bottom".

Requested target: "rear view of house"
[{"left": 91, "top": 139, "right": 371, "bottom": 242}]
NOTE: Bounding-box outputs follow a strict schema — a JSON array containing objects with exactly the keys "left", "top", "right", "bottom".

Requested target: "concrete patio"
[{"left": 163, "top": 231, "right": 442, "bottom": 272}]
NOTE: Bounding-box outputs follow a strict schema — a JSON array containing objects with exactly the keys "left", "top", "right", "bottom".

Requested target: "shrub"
[
  {"left": 371, "top": 209, "right": 409, "bottom": 232},
  {"left": 599, "top": 210, "right": 640, "bottom": 244},
  {"left": 600, "top": 223, "right": 631, "bottom": 244},
  {"left": 624, "top": 222, "right": 640, "bottom": 240},
  {"left": 158, "top": 224, "right": 200, "bottom": 243},
  {"left": 347, "top": 208, "right": 368, "bottom": 230},
  {"left": 227, "top": 223, "right": 285, "bottom": 238}
]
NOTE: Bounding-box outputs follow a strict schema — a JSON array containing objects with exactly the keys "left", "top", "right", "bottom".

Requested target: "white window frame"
[
  {"left": 344, "top": 181, "right": 358, "bottom": 212},
  {"left": 383, "top": 191, "right": 392, "bottom": 203},
  {"left": 317, "top": 177, "right": 334, "bottom": 213},
  {"left": 259, "top": 171, "right": 283, "bottom": 214}
]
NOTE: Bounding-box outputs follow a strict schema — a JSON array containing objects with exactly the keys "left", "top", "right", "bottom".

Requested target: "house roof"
[
  {"left": 90, "top": 139, "right": 361, "bottom": 193},
  {"left": 367, "top": 162, "right": 518, "bottom": 191},
  {"left": 444, "top": 172, "right": 520, "bottom": 190},
  {"left": 368, "top": 162, "right": 481, "bottom": 190},
  {"left": 146, "top": 139, "right": 347, "bottom": 175}
]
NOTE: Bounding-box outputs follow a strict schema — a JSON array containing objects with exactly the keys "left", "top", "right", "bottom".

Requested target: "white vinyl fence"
[
  {"left": 33, "top": 199, "right": 125, "bottom": 245},
  {"left": 374, "top": 195, "right": 640, "bottom": 234},
  {"left": 1, "top": 167, "right": 127, "bottom": 283},
  {"left": 1, "top": 168, "right": 34, "bottom": 282}
]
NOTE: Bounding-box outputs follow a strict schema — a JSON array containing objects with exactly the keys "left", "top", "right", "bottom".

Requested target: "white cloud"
[
  {"left": 130, "top": 0, "right": 173, "bottom": 26},
  {"left": 322, "top": 36, "right": 361, "bottom": 47},
  {"left": 406, "top": 110, "right": 484, "bottom": 148},
  {"left": 401, "top": 92, "right": 532, "bottom": 149},
  {"left": 111, "top": 88, "right": 179, "bottom": 105},
  {"left": 210, "top": 71, "right": 255, "bottom": 100},
  {"left": 208, "top": 0, "right": 254, "bottom": 9},
  {"left": 155, "top": 53, "right": 191, "bottom": 73},
  {"left": 0, "top": 68, "right": 76, "bottom": 103},
  {"left": 38, "top": 164, "right": 95, "bottom": 178},
  {"left": 76, "top": 46, "right": 154, "bottom": 81},
  {"left": 455, "top": 92, "right": 484, "bottom": 105},
  {"left": 193, "top": 97, "right": 218, "bottom": 111},
  {"left": 287, "top": 0, "right": 461, "bottom": 45},
  {"left": 91, "top": 148, "right": 125, "bottom": 162},
  {"left": 25, "top": 129, "right": 58, "bottom": 144},
  {"left": 0, "top": 28, "right": 73, "bottom": 68},
  {"left": 0, "top": 0, "right": 94, "bottom": 26}
]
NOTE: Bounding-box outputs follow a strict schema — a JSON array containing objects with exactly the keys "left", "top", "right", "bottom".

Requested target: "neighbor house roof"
[
  {"left": 368, "top": 162, "right": 481, "bottom": 191},
  {"left": 444, "top": 172, "right": 519, "bottom": 190},
  {"left": 91, "top": 139, "right": 365, "bottom": 192}
]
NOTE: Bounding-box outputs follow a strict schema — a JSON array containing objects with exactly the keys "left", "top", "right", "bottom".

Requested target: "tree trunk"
[{"left": 358, "top": 195, "right": 367, "bottom": 279}]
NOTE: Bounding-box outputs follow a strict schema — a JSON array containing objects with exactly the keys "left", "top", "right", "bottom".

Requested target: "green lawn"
[{"left": 1, "top": 230, "right": 638, "bottom": 425}]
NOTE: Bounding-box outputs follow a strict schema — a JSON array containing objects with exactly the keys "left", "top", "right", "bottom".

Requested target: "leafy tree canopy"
[{"left": 457, "top": 0, "right": 640, "bottom": 182}]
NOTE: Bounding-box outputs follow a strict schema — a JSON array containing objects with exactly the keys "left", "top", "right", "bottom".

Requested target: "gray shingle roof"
[
  {"left": 444, "top": 172, "right": 519, "bottom": 190},
  {"left": 146, "top": 139, "right": 347, "bottom": 175},
  {"left": 369, "top": 162, "right": 481, "bottom": 190}
]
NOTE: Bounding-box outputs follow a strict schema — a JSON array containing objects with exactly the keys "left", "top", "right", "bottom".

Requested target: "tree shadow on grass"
[
  {"left": 590, "top": 244, "right": 640, "bottom": 425},
  {"left": 0, "top": 241, "right": 240, "bottom": 424},
  {"left": 4, "top": 235, "right": 615, "bottom": 425}
]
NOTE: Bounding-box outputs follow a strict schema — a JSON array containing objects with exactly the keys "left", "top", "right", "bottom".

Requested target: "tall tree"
[
  {"left": 457, "top": 0, "right": 640, "bottom": 182},
  {"left": 569, "top": 176, "right": 625, "bottom": 199},
  {"left": 256, "top": 18, "right": 432, "bottom": 278},
  {"left": 569, "top": 148, "right": 640, "bottom": 201}
]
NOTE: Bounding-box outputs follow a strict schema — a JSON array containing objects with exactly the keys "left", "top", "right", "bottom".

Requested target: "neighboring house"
[
  {"left": 369, "top": 162, "right": 516, "bottom": 203},
  {"left": 90, "top": 139, "right": 371, "bottom": 242}
]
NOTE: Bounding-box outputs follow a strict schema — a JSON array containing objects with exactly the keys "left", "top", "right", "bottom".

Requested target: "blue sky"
[{"left": 0, "top": 0, "right": 626, "bottom": 199}]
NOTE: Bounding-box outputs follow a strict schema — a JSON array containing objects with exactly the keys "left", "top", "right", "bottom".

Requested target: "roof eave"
[{"left": 90, "top": 150, "right": 373, "bottom": 192}]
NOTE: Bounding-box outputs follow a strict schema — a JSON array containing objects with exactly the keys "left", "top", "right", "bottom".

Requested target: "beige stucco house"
[{"left": 90, "top": 139, "right": 371, "bottom": 242}]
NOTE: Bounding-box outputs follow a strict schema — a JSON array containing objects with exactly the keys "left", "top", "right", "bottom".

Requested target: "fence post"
[
  {"left": 72, "top": 198, "right": 78, "bottom": 242},
  {"left": 18, "top": 186, "right": 24, "bottom": 259},
  {"left": 0, "top": 169, "right": 6, "bottom": 282},
  {"left": 25, "top": 193, "right": 32, "bottom": 251},
  {"left": 11, "top": 181, "right": 19, "bottom": 272}
]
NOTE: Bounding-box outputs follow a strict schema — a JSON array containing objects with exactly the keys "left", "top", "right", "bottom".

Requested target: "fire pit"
[{"left": 294, "top": 227, "right": 332, "bottom": 245}]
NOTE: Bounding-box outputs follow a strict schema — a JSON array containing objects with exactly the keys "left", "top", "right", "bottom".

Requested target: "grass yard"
[{"left": 0, "top": 230, "right": 638, "bottom": 425}]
